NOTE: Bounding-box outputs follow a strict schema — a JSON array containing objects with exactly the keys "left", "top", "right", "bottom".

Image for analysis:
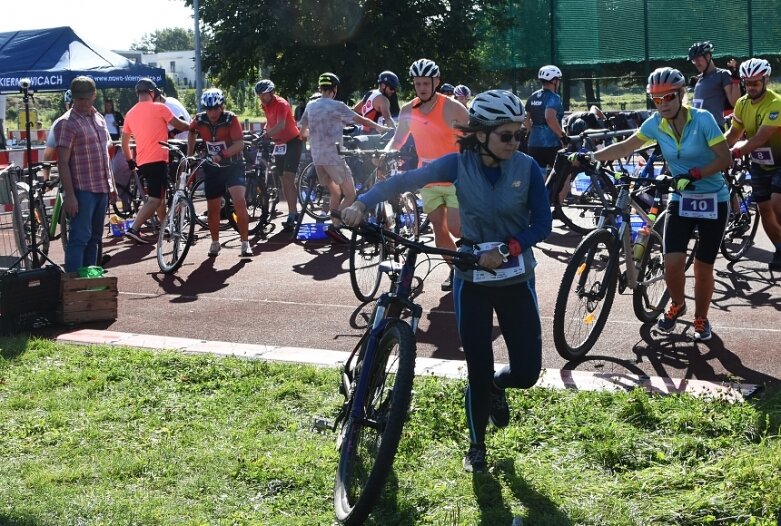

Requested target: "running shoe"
[
  {"left": 240, "top": 242, "right": 253, "bottom": 258},
  {"left": 693, "top": 317, "right": 712, "bottom": 341},
  {"left": 463, "top": 444, "right": 487, "bottom": 473},
  {"left": 441, "top": 267, "right": 454, "bottom": 292},
  {"left": 281, "top": 213, "right": 299, "bottom": 230},
  {"left": 656, "top": 302, "right": 687, "bottom": 332},
  {"left": 208, "top": 241, "right": 221, "bottom": 257},
  {"left": 326, "top": 225, "right": 350, "bottom": 244},
  {"left": 125, "top": 227, "right": 150, "bottom": 244}
]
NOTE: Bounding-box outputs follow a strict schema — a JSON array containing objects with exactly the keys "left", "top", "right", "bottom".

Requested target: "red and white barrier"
[
  {"left": 0, "top": 146, "right": 47, "bottom": 169},
  {"left": 7, "top": 130, "right": 48, "bottom": 143}
]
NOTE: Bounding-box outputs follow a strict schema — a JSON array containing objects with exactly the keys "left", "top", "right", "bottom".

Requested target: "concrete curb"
[{"left": 55, "top": 329, "right": 760, "bottom": 401}]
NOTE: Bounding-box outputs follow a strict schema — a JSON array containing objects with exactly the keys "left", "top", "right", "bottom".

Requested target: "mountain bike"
[
  {"left": 552, "top": 165, "right": 682, "bottom": 360},
  {"left": 720, "top": 156, "right": 759, "bottom": 262},
  {"left": 14, "top": 164, "right": 54, "bottom": 257},
  {"left": 318, "top": 214, "right": 490, "bottom": 525},
  {"left": 156, "top": 141, "right": 197, "bottom": 273},
  {"left": 334, "top": 148, "right": 420, "bottom": 302},
  {"left": 234, "top": 132, "right": 281, "bottom": 235}
]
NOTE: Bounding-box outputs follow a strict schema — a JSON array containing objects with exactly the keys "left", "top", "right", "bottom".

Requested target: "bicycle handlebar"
[
  {"left": 335, "top": 145, "right": 407, "bottom": 160},
  {"left": 333, "top": 210, "right": 495, "bottom": 275}
]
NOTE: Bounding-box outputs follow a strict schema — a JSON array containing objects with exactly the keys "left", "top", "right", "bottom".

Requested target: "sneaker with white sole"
[
  {"left": 693, "top": 316, "right": 712, "bottom": 341},
  {"left": 125, "top": 227, "right": 150, "bottom": 244},
  {"left": 656, "top": 302, "right": 686, "bottom": 333},
  {"left": 208, "top": 241, "right": 221, "bottom": 257},
  {"left": 463, "top": 444, "right": 487, "bottom": 473},
  {"left": 240, "top": 242, "right": 253, "bottom": 257}
]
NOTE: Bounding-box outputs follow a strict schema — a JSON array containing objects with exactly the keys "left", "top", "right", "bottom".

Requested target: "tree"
[
  {"left": 132, "top": 28, "right": 195, "bottom": 53},
  {"left": 187, "top": 0, "right": 492, "bottom": 100}
]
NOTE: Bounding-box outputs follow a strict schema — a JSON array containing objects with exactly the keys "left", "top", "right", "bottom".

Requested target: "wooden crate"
[{"left": 57, "top": 272, "right": 118, "bottom": 324}]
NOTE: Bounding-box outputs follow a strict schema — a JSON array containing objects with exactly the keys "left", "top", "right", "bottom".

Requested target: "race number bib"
[
  {"left": 273, "top": 143, "right": 287, "bottom": 156},
  {"left": 750, "top": 147, "right": 775, "bottom": 166},
  {"left": 472, "top": 242, "right": 526, "bottom": 283},
  {"left": 692, "top": 98, "right": 704, "bottom": 109},
  {"left": 680, "top": 192, "right": 717, "bottom": 220},
  {"left": 206, "top": 141, "right": 227, "bottom": 157}
]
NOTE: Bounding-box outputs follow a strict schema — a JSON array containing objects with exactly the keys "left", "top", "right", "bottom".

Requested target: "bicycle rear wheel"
[
  {"left": 632, "top": 216, "right": 669, "bottom": 323},
  {"left": 17, "top": 189, "right": 50, "bottom": 255},
  {"left": 395, "top": 192, "right": 419, "bottom": 242},
  {"left": 334, "top": 320, "right": 416, "bottom": 526},
  {"left": 349, "top": 207, "right": 384, "bottom": 302},
  {"left": 189, "top": 176, "right": 231, "bottom": 231},
  {"left": 721, "top": 186, "right": 759, "bottom": 262},
  {"left": 112, "top": 176, "right": 141, "bottom": 219},
  {"left": 553, "top": 229, "right": 619, "bottom": 360},
  {"left": 157, "top": 193, "right": 196, "bottom": 274},
  {"left": 297, "top": 163, "right": 330, "bottom": 221}
]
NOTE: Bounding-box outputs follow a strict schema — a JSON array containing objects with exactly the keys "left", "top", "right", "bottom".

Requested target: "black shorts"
[
  {"left": 203, "top": 162, "right": 245, "bottom": 199},
  {"left": 664, "top": 201, "right": 728, "bottom": 265},
  {"left": 527, "top": 146, "right": 560, "bottom": 169},
  {"left": 274, "top": 137, "right": 303, "bottom": 174},
  {"left": 138, "top": 161, "right": 168, "bottom": 199},
  {"left": 749, "top": 165, "right": 781, "bottom": 203}
]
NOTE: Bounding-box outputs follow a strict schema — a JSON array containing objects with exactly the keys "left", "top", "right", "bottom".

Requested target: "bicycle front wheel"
[
  {"left": 553, "top": 229, "right": 619, "bottom": 360},
  {"left": 632, "top": 216, "right": 669, "bottom": 323},
  {"left": 721, "top": 188, "right": 759, "bottom": 262},
  {"left": 334, "top": 320, "right": 416, "bottom": 526},
  {"left": 157, "top": 194, "right": 195, "bottom": 274},
  {"left": 297, "top": 163, "right": 330, "bottom": 221},
  {"left": 554, "top": 171, "right": 615, "bottom": 236},
  {"left": 349, "top": 228, "right": 384, "bottom": 303},
  {"left": 189, "top": 176, "right": 231, "bottom": 231},
  {"left": 17, "top": 190, "right": 50, "bottom": 256}
]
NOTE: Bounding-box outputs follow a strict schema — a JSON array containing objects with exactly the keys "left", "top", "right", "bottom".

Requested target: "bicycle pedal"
[{"left": 312, "top": 417, "right": 335, "bottom": 432}]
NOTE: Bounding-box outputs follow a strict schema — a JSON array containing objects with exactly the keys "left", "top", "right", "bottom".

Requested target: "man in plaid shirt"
[{"left": 55, "top": 76, "right": 115, "bottom": 272}]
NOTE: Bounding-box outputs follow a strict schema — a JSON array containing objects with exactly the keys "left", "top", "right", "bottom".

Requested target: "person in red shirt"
[
  {"left": 255, "top": 79, "right": 303, "bottom": 229},
  {"left": 121, "top": 78, "right": 189, "bottom": 243},
  {"left": 187, "top": 88, "right": 252, "bottom": 258}
]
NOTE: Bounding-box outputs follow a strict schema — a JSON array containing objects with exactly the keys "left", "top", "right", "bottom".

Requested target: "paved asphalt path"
[{"left": 45, "top": 211, "right": 780, "bottom": 387}]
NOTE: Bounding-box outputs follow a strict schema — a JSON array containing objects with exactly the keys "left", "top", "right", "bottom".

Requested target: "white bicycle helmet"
[
  {"left": 469, "top": 90, "right": 525, "bottom": 126},
  {"left": 454, "top": 84, "right": 471, "bottom": 98},
  {"left": 538, "top": 65, "right": 562, "bottom": 81},
  {"left": 201, "top": 88, "right": 225, "bottom": 108},
  {"left": 646, "top": 67, "right": 686, "bottom": 94},
  {"left": 739, "top": 58, "right": 771, "bottom": 79},
  {"left": 409, "top": 58, "right": 440, "bottom": 78}
]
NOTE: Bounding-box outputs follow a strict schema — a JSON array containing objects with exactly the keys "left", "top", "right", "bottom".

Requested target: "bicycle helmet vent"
[
  {"left": 646, "top": 67, "right": 686, "bottom": 94},
  {"left": 739, "top": 58, "right": 771, "bottom": 79},
  {"left": 469, "top": 90, "right": 525, "bottom": 126},
  {"left": 409, "top": 59, "right": 440, "bottom": 78}
]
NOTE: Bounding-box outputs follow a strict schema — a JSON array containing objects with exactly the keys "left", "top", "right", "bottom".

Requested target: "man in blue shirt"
[{"left": 524, "top": 65, "right": 567, "bottom": 170}]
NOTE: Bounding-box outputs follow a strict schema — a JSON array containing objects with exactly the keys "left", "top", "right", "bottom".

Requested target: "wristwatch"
[{"left": 497, "top": 243, "right": 510, "bottom": 263}]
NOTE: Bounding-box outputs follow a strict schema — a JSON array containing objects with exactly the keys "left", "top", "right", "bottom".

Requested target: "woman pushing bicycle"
[
  {"left": 342, "top": 89, "right": 552, "bottom": 473},
  {"left": 570, "top": 67, "right": 731, "bottom": 341}
]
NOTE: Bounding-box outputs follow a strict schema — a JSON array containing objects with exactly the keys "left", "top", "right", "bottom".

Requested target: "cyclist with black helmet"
[
  {"left": 122, "top": 77, "right": 190, "bottom": 243},
  {"left": 571, "top": 67, "right": 731, "bottom": 341},
  {"left": 688, "top": 41, "right": 740, "bottom": 129},
  {"left": 343, "top": 89, "right": 552, "bottom": 473},
  {"left": 726, "top": 58, "right": 781, "bottom": 271},
  {"left": 354, "top": 70, "right": 399, "bottom": 133},
  {"left": 188, "top": 88, "right": 252, "bottom": 258},
  {"left": 440, "top": 83, "right": 455, "bottom": 97},
  {"left": 386, "top": 58, "right": 469, "bottom": 291},
  {"left": 255, "top": 79, "right": 303, "bottom": 230},
  {"left": 524, "top": 65, "right": 567, "bottom": 170},
  {"left": 298, "top": 72, "right": 391, "bottom": 242}
]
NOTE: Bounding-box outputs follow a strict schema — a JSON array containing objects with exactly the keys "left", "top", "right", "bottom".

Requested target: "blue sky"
[{"left": 0, "top": 0, "right": 194, "bottom": 50}]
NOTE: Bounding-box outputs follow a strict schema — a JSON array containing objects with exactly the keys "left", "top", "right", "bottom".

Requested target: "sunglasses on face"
[
  {"left": 650, "top": 92, "right": 678, "bottom": 105},
  {"left": 493, "top": 130, "right": 524, "bottom": 143},
  {"left": 743, "top": 79, "right": 764, "bottom": 88}
]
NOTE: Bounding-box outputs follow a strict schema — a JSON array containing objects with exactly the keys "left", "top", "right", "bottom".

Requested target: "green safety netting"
[{"left": 489, "top": 0, "right": 781, "bottom": 70}]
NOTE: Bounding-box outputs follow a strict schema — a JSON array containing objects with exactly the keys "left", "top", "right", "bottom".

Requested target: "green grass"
[{"left": 1, "top": 338, "right": 779, "bottom": 525}]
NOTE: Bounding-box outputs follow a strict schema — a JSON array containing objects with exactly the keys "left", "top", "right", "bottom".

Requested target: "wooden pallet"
[{"left": 57, "top": 272, "right": 118, "bottom": 324}]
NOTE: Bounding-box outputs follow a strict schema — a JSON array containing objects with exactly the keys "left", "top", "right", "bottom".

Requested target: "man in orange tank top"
[{"left": 385, "top": 58, "right": 468, "bottom": 290}]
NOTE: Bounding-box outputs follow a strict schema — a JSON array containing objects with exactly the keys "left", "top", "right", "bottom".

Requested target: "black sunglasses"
[{"left": 492, "top": 130, "right": 524, "bottom": 143}]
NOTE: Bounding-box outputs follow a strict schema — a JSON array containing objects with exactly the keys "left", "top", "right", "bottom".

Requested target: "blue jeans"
[{"left": 64, "top": 189, "right": 108, "bottom": 272}]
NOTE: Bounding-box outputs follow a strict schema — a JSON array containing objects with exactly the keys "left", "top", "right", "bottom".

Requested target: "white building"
[
  {"left": 142, "top": 50, "right": 196, "bottom": 88},
  {"left": 114, "top": 49, "right": 196, "bottom": 88}
]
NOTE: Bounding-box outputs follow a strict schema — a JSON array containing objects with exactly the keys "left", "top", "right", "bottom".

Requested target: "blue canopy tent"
[{"left": 0, "top": 26, "right": 166, "bottom": 93}]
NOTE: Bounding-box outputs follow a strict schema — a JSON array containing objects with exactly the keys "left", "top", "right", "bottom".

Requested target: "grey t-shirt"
[
  {"left": 299, "top": 97, "right": 356, "bottom": 165},
  {"left": 692, "top": 68, "right": 732, "bottom": 127}
]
